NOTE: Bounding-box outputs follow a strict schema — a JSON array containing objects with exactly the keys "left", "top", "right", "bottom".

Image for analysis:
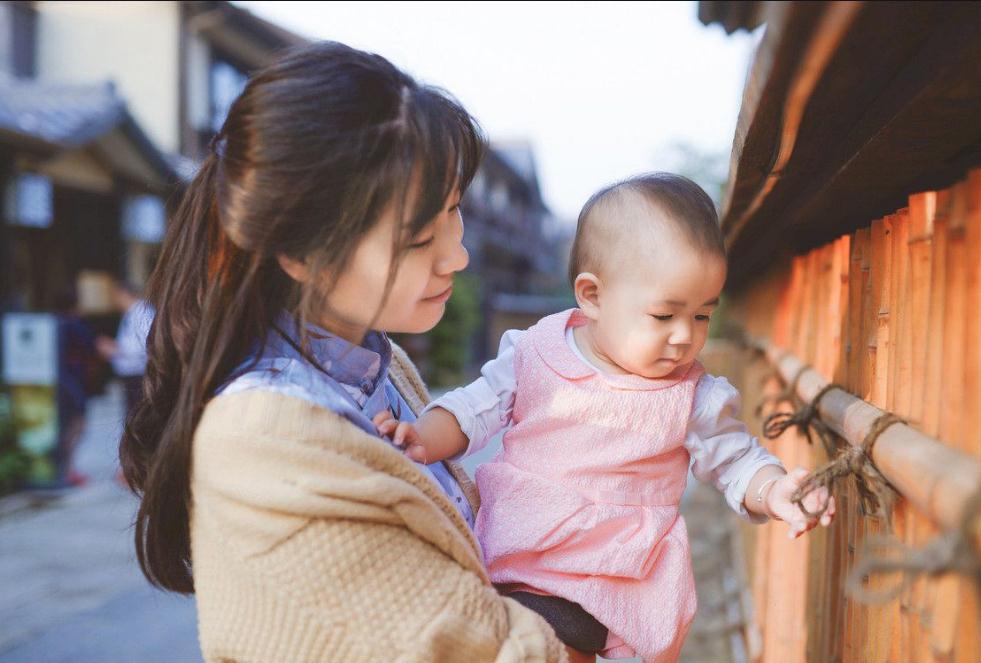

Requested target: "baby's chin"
[{"left": 638, "top": 359, "right": 691, "bottom": 380}]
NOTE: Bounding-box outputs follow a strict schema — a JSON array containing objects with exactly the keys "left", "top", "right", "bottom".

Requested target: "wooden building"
[
  {"left": 699, "top": 2, "right": 981, "bottom": 661},
  {"left": 0, "top": 1, "right": 308, "bottom": 316}
]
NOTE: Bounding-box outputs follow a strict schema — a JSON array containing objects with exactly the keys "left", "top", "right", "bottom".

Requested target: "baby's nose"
[{"left": 670, "top": 322, "right": 693, "bottom": 345}]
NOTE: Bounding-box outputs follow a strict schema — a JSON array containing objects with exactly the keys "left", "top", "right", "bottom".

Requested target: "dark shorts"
[{"left": 498, "top": 586, "right": 608, "bottom": 653}]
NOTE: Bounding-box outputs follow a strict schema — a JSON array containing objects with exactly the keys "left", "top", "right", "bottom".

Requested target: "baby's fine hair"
[{"left": 567, "top": 172, "right": 726, "bottom": 286}]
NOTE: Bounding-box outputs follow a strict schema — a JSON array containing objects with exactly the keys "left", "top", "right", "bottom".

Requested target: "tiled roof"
[
  {"left": 0, "top": 75, "right": 176, "bottom": 185},
  {"left": 0, "top": 76, "right": 124, "bottom": 146}
]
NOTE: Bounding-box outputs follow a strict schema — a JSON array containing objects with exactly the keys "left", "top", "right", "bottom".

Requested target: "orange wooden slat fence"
[{"left": 723, "top": 170, "right": 981, "bottom": 663}]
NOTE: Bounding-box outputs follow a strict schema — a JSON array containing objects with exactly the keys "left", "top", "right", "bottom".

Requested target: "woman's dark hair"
[
  {"left": 119, "top": 41, "right": 484, "bottom": 594},
  {"left": 568, "top": 172, "right": 725, "bottom": 285}
]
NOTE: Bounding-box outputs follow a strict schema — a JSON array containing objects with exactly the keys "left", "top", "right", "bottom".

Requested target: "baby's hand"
[
  {"left": 372, "top": 410, "right": 429, "bottom": 463},
  {"left": 766, "top": 468, "right": 836, "bottom": 539}
]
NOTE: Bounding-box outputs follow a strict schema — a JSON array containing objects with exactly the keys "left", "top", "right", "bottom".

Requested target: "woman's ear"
[
  {"left": 573, "top": 272, "right": 602, "bottom": 320},
  {"left": 276, "top": 253, "right": 311, "bottom": 284}
]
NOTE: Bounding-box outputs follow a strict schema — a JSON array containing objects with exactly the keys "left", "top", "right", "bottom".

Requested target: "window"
[
  {"left": 210, "top": 58, "right": 248, "bottom": 132},
  {"left": 1, "top": 3, "right": 37, "bottom": 78}
]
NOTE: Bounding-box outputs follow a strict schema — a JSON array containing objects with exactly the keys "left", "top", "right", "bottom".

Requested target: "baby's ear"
[{"left": 573, "top": 272, "right": 602, "bottom": 320}]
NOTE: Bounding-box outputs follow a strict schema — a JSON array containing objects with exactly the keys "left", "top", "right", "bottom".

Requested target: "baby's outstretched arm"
[
  {"left": 745, "top": 465, "right": 836, "bottom": 538},
  {"left": 373, "top": 407, "right": 468, "bottom": 464}
]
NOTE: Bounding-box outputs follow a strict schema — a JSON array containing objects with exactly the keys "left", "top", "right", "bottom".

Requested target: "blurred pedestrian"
[
  {"left": 96, "top": 280, "right": 154, "bottom": 419},
  {"left": 55, "top": 287, "right": 101, "bottom": 488}
]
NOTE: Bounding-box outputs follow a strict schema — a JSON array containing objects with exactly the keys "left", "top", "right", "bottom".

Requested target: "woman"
[{"left": 119, "top": 41, "right": 565, "bottom": 661}]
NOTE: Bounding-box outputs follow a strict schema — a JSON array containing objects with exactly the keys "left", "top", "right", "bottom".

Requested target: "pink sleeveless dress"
[{"left": 474, "top": 308, "right": 703, "bottom": 662}]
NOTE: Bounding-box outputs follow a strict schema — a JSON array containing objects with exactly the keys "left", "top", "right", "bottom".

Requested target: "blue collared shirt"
[{"left": 215, "top": 312, "right": 475, "bottom": 528}]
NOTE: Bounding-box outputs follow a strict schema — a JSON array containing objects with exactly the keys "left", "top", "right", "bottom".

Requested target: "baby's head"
[{"left": 569, "top": 173, "right": 727, "bottom": 379}]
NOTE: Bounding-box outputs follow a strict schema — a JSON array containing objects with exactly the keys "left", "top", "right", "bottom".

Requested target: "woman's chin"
[{"left": 389, "top": 307, "right": 445, "bottom": 335}]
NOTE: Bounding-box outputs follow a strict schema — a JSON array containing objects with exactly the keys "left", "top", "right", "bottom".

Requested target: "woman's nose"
[{"left": 435, "top": 213, "right": 469, "bottom": 275}]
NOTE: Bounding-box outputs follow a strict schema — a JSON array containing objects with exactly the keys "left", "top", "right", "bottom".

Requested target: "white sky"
[{"left": 236, "top": 1, "right": 760, "bottom": 221}]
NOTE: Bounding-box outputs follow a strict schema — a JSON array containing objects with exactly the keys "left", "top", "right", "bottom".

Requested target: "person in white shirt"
[{"left": 96, "top": 281, "right": 155, "bottom": 418}]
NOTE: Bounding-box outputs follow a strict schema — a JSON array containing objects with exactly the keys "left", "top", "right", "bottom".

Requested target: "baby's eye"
[
  {"left": 695, "top": 314, "right": 712, "bottom": 322},
  {"left": 651, "top": 314, "right": 673, "bottom": 321}
]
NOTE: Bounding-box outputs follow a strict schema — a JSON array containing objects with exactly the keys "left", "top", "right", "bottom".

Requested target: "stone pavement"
[
  {"left": 0, "top": 383, "right": 201, "bottom": 662},
  {"left": 678, "top": 479, "right": 751, "bottom": 663}
]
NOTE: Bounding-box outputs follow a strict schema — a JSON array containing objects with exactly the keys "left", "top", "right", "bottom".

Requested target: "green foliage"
[
  {"left": 661, "top": 141, "right": 729, "bottom": 208},
  {"left": 707, "top": 294, "right": 732, "bottom": 339},
  {"left": 0, "top": 391, "right": 30, "bottom": 496},
  {"left": 426, "top": 273, "right": 481, "bottom": 388}
]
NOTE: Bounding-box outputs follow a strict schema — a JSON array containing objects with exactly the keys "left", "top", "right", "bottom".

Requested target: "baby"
[{"left": 375, "top": 173, "right": 834, "bottom": 663}]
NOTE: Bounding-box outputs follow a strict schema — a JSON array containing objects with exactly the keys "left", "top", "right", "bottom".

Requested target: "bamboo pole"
[{"left": 752, "top": 341, "right": 981, "bottom": 550}]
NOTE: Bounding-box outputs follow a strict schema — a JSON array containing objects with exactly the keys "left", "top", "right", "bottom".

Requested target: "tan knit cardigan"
[{"left": 190, "top": 343, "right": 566, "bottom": 662}]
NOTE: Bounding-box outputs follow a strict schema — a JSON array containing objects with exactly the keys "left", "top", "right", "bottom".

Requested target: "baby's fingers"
[
  {"left": 819, "top": 494, "right": 837, "bottom": 527},
  {"left": 404, "top": 443, "right": 428, "bottom": 463},
  {"left": 376, "top": 418, "right": 399, "bottom": 438},
  {"left": 392, "top": 422, "right": 418, "bottom": 447},
  {"left": 800, "top": 485, "right": 834, "bottom": 521},
  {"left": 372, "top": 409, "right": 396, "bottom": 428}
]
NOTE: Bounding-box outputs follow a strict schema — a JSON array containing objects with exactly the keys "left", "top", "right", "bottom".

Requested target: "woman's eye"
[
  {"left": 408, "top": 236, "right": 435, "bottom": 250},
  {"left": 652, "top": 314, "right": 673, "bottom": 321},
  {"left": 696, "top": 314, "right": 712, "bottom": 321}
]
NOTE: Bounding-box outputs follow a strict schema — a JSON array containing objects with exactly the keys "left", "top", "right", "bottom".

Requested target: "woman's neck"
[{"left": 307, "top": 312, "right": 367, "bottom": 346}]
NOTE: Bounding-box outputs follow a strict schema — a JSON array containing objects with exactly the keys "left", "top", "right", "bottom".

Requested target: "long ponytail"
[{"left": 120, "top": 149, "right": 286, "bottom": 593}]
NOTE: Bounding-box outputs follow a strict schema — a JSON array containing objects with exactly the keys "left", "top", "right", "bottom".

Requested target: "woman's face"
[{"left": 311, "top": 188, "right": 469, "bottom": 343}]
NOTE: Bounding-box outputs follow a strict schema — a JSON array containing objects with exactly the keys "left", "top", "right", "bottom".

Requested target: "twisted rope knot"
[
  {"left": 753, "top": 360, "right": 806, "bottom": 418},
  {"left": 762, "top": 381, "right": 841, "bottom": 457},
  {"left": 791, "top": 412, "right": 903, "bottom": 519}
]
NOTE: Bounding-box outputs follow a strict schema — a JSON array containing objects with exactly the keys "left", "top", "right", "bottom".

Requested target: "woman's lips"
[{"left": 424, "top": 284, "right": 453, "bottom": 303}]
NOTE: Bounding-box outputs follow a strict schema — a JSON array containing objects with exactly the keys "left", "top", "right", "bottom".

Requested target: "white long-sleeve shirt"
[
  {"left": 111, "top": 300, "right": 155, "bottom": 377},
  {"left": 425, "top": 328, "right": 784, "bottom": 523}
]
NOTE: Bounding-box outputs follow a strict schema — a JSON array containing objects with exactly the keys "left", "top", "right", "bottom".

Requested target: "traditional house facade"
[{"left": 1, "top": 1, "right": 306, "bottom": 315}]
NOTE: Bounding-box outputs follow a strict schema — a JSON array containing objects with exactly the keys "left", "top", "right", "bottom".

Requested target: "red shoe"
[{"left": 67, "top": 469, "right": 89, "bottom": 487}]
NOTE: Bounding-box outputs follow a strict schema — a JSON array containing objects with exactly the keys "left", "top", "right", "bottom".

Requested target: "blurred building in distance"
[
  {"left": 459, "top": 140, "right": 572, "bottom": 367},
  {"left": 0, "top": 1, "right": 308, "bottom": 319},
  {"left": 0, "top": 0, "right": 307, "bottom": 490},
  {"left": 0, "top": 0, "right": 571, "bottom": 403}
]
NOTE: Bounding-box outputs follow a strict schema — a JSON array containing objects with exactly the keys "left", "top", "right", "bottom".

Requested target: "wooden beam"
[{"left": 722, "top": 2, "right": 981, "bottom": 292}]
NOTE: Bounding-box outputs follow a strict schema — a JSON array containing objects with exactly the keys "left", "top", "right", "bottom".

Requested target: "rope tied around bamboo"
[
  {"left": 790, "top": 412, "right": 904, "bottom": 520},
  {"left": 759, "top": 375, "right": 840, "bottom": 457},
  {"left": 846, "top": 485, "right": 981, "bottom": 608},
  {"left": 752, "top": 350, "right": 796, "bottom": 419}
]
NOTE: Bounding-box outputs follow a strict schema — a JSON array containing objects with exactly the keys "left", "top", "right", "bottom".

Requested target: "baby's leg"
[{"left": 505, "top": 590, "right": 607, "bottom": 655}]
